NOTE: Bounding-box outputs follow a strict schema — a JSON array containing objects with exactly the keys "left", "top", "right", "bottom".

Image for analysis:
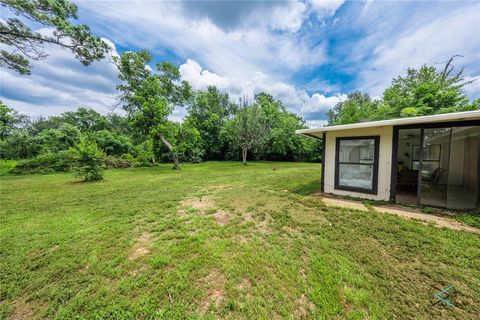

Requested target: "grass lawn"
[{"left": 1, "top": 162, "right": 479, "bottom": 319}]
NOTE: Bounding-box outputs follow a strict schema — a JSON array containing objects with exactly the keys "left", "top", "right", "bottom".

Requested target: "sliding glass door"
[
  {"left": 395, "top": 129, "right": 421, "bottom": 205},
  {"left": 394, "top": 124, "right": 479, "bottom": 209},
  {"left": 420, "top": 128, "right": 451, "bottom": 208},
  {"left": 447, "top": 126, "right": 480, "bottom": 209}
]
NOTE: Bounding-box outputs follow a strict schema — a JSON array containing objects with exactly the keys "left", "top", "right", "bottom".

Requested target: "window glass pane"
[
  {"left": 420, "top": 128, "right": 450, "bottom": 208},
  {"left": 339, "top": 139, "right": 375, "bottom": 164},
  {"left": 339, "top": 163, "right": 374, "bottom": 189},
  {"left": 447, "top": 126, "right": 480, "bottom": 209},
  {"left": 413, "top": 145, "right": 441, "bottom": 161}
]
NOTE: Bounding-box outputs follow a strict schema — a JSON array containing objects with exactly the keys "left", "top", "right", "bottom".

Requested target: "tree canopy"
[
  {"left": 0, "top": 0, "right": 110, "bottom": 74},
  {"left": 115, "top": 50, "right": 194, "bottom": 169},
  {"left": 327, "top": 57, "right": 479, "bottom": 125},
  {"left": 2, "top": 51, "right": 478, "bottom": 173}
]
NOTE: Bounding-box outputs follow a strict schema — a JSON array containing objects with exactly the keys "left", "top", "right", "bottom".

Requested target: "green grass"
[
  {"left": 0, "top": 160, "right": 17, "bottom": 176},
  {"left": 456, "top": 213, "right": 480, "bottom": 229},
  {"left": 1, "top": 162, "right": 479, "bottom": 319}
]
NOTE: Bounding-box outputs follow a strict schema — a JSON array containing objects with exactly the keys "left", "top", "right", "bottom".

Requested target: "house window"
[{"left": 335, "top": 136, "right": 380, "bottom": 194}]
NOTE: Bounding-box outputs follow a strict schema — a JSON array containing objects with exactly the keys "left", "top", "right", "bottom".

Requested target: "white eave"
[{"left": 296, "top": 110, "right": 480, "bottom": 139}]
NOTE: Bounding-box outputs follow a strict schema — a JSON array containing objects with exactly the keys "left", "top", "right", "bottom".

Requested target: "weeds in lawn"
[{"left": 1, "top": 162, "right": 479, "bottom": 319}]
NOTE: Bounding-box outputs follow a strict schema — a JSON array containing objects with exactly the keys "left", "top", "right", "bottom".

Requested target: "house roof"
[{"left": 296, "top": 110, "right": 480, "bottom": 139}]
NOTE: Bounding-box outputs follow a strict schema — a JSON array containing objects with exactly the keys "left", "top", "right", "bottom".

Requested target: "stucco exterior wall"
[{"left": 324, "top": 126, "right": 393, "bottom": 201}]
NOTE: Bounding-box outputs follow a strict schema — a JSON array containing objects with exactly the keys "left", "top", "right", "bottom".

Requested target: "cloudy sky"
[{"left": 1, "top": 0, "right": 479, "bottom": 127}]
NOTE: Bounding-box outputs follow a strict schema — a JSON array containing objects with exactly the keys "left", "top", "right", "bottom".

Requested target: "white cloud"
[
  {"left": 76, "top": 1, "right": 325, "bottom": 83},
  {"left": 300, "top": 93, "right": 346, "bottom": 114},
  {"left": 179, "top": 59, "right": 343, "bottom": 122},
  {"left": 0, "top": 30, "right": 120, "bottom": 117},
  {"left": 463, "top": 76, "right": 480, "bottom": 100},
  {"left": 4, "top": 0, "right": 477, "bottom": 126},
  {"left": 308, "top": 0, "right": 346, "bottom": 16},
  {"left": 179, "top": 59, "right": 232, "bottom": 91},
  {"left": 268, "top": 1, "right": 306, "bottom": 32},
  {"left": 358, "top": 3, "right": 480, "bottom": 96}
]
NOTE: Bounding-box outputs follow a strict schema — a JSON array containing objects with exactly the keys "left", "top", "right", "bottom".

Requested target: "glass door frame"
[{"left": 390, "top": 119, "right": 480, "bottom": 208}]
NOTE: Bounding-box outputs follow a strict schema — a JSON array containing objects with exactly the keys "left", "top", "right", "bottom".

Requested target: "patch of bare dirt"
[
  {"left": 213, "top": 209, "right": 232, "bottom": 226},
  {"left": 282, "top": 226, "right": 301, "bottom": 236},
  {"left": 199, "top": 270, "right": 226, "bottom": 313},
  {"left": 128, "top": 265, "right": 147, "bottom": 277},
  {"left": 180, "top": 196, "right": 233, "bottom": 226},
  {"left": 10, "top": 300, "right": 34, "bottom": 320},
  {"left": 79, "top": 264, "right": 89, "bottom": 274},
  {"left": 128, "top": 232, "right": 153, "bottom": 260},
  {"left": 236, "top": 278, "right": 252, "bottom": 291},
  {"left": 209, "top": 184, "right": 233, "bottom": 191},
  {"left": 294, "top": 293, "right": 315, "bottom": 319},
  {"left": 181, "top": 196, "right": 215, "bottom": 212}
]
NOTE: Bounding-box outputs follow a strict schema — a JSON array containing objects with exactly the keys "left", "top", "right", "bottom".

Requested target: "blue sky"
[{"left": 1, "top": 0, "right": 479, "bottom": 127}]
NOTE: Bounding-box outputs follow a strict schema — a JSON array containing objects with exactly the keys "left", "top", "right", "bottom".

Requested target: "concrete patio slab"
[
  {"left": 318, "top": 195, "right": 369, "bottom": 211},
  {"left": 373, "top": 204, "right": 479, "bottom": 234},
  {"left": 314, "top": 192, "right": 479, "bottom": 234}
]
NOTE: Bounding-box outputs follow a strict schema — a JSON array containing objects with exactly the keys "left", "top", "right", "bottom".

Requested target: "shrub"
[
  {"left": 104, "top": 154, "right": 134, "bottom": 169},
  {"left": 134, "top": 141, "right": 155, "bottom": 167},
  {"left": 12, "top": 150, "right": 77, "bottom": 174},
  {"left": 73, "top": 139, "right": 104, "bottom": 182},
  {"left": 93, "top": 130, "right": 135, "bottom": 156},
  {"left": 0, "top": 160, "right": 17, "bottom": 175}
]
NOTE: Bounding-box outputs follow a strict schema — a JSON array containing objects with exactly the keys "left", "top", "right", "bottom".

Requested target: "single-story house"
[{"left": 296, "top": 110, "right": 480, "bottom": 210}]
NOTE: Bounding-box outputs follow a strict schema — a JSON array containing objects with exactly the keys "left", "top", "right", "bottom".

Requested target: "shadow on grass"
[{"left": 291, "top": 179, "right": 320, "bottom": 196}]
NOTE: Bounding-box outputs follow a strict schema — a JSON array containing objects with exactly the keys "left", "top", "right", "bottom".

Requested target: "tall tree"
[
  {"left": 186, "top": 86, "right": 236, "bottom": 160},
  {"left": 0, "top": 100, "right": 28, "bottom": 138},
  {"left": 327, "top": 57, "right": 479, "bottom": 126},
  {"left": 383, "top": 57, "right": 478, "bottom": 117},
  {"left": 254, "top": 92, "right": 314, "bottom": 160},
  {"left": 327, "top": 92, "right": 380, "bottom": 125},
  {"left": 115, "top": 50, "right": 192, "bottom": 169},
  {"left": 61, "top": 107, "right": 108, "bottom": 133},
  {"left": 0, "top": 0, "right": 110, "bottom": 74},
  {"left": 224, "top": 102, "right": 268, "bottom": 165}
]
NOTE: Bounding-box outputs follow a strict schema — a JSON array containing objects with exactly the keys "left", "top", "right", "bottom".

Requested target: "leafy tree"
[
  {"left": 254, "top": 93, "right": 315, "bottom": 161},
  {"left": 0, "top": 129, "right": 33, "bottom": 159},
  {"left": 61, "top": 107, "right": 108, "bottom": 132},
  {"left": 115, "top": 50, "right": 192, "bottom": 169},
  {"left": 34, "top": 123, "right": 80, "bottom": 154},
  {"left": 155, "top": 122, "right": 204, "bottom": 163},
  {"left": 0, "top": 0, "right": 110, "bottom": 74},
  {"left": 186, "top": 86, "right": 236, "bottom": 160},
  {"left": 92, "top": 130, "right": 134, "bottom": 156},
  {"left": 328, "top": 57, "right": 479, "bottom": 125},
  {"left": 224, "top": 103, "right": 268, "bottom": 165},
  {"left": 27, "top": 115, "right": 63, "bottom": 135},
  {"left": 383, "top": 57, "right": 478, "bottom": 117},
  {"left": 0, "top": 101, "right": 28, "bottom": 138},
  {"left": 327, "top": 92, "right": 380, "bottom": 125},
  {"left": 106, "top": 112, "right": 132, "bottom": 136},
  {"left": 71, "top": 138, "right": 104, "bottom": 181}
]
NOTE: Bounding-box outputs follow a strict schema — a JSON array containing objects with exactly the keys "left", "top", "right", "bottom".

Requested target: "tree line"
[
  {"left": 2, "top": 53, "right": 479, "bottom": 181},
  {"left": 327, "top": 56, "right": 479, "bottom": 125},
  {"left": 0, "top": 65, "right": 321, "bottom": 179},
  {"left": 1, "top": 1, "right": 478, "bottom": 181}
]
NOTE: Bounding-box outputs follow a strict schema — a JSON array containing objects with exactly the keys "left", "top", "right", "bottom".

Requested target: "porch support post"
[
  {"left": 321, "top": 132, "right": 326, "bottom": 192},
  {"left": 417, "top": 128, "right": 424, "bottom": 206},
  {"left": 390, "top": 126, "right": 399, "bottom": 202}
]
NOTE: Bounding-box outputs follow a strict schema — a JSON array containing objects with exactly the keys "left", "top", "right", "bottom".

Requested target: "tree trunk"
[
  {"left": 159, "top": 134, "right": 180, "bottom": 170},
  {"left": 172, "top": 152, "right": 180, "bottom": 170},
  {"left": 242, "top": 147, "right": 247, "bottom": 165}
]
